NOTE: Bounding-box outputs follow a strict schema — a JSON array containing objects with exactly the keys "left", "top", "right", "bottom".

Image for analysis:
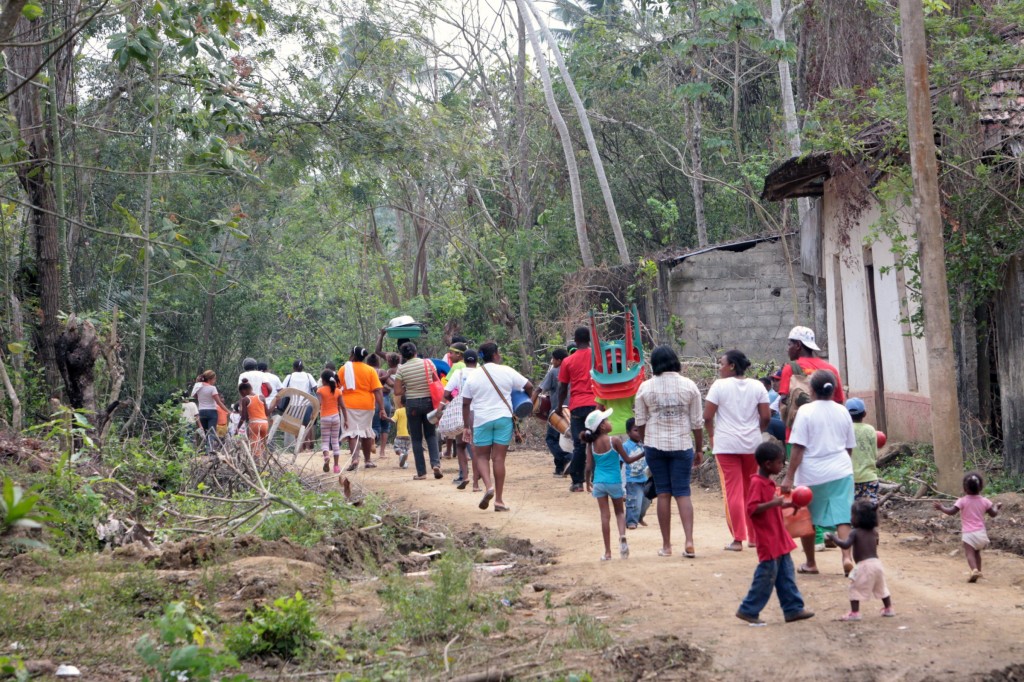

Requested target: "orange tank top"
[
  {"left": 318, "top": 385, "right": 340, "bottom": 417},
  {"left": 246, "top": 394, "right": 267, "bottom": 421}
]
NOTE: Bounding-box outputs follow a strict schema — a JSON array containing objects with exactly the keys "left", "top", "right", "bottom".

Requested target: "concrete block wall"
[{"left": 660, "top": 240, "right": 811, "bottom": 361}]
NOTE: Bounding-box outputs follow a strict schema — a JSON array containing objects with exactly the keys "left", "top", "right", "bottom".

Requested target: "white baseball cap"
[
  {"left": 584, "top": 408, "right": 614, "bottom": 431},
  {"left": 788, "top": 326, "right": 820, "bottom": 352}
]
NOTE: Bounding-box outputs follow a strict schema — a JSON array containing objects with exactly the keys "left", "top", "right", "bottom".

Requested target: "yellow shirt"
[{"left": 393, "top": 407, "right": 409, "bottom": 437}]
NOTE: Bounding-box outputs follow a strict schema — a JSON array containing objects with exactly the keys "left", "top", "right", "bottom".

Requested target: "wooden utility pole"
[{"left": 898, "top": 0, "right": 964, "bottom": 494}]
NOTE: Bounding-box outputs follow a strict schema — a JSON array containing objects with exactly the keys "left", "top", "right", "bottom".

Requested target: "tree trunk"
[
  {"left": 97, "top": 305, "right": 124, "bottom": 441},
  {"left": 56, "top": 315, "right": 99, "bottom": 417},
  {"left": 686, "top": 97, "right": 708, "bottom": 247},
  {"left": 0, "top": 351, "right": 21, "bottom": 431},
  {"left": 769, "top": 0, "right": 812, "bottom": 234},
  {"left": 515, "top": 11, "right": 534, "bottom": 373},
  {"left": 898, "top": 0, "right": 964, "bottom": 494},
  {"left": 131, "top": 63, "right": 161, "bottom": 425},
  {"left": 521, "top": 0, "right": 630, "bottom": 265},
  {"left": 5, "top": 16, "right": 63, "bottom": 396},
  {"left": 516, "top": 1, "right": 594, "bottom": 268},
  {"left": 370, "top": 208, "right": 401, "bottom": 307}
]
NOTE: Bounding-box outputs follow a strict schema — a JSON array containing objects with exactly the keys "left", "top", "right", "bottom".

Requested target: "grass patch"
[
  {"left": 880, "top": 443, "right": 1024, "bottom": 494},
  {"left": 564, "top": 610, "right": 612, "bottom": 650},
  {"left": 224, "top": 592, "right": 321, "bottom": 660}
]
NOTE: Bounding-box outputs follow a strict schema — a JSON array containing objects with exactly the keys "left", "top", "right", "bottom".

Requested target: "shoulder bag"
[
  {"left": 423, "top": 360, "right": 445, "bottom": 410},
  {"left": 479, "top": 364, "right": 524, "bottom": 444}
]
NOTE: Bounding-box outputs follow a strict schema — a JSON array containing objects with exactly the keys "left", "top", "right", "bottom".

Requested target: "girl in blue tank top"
[{"left": 582, "top": 408, "right": 646, "bottom": 561}]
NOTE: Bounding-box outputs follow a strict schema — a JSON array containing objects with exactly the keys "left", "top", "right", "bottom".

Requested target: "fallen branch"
[{"left": 443, "top": 634, "right": 460, "bottom": 675}]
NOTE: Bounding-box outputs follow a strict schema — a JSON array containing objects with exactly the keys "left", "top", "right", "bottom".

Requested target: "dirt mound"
[
  {"left": 975, "top": 663, "right": 1024, "bottom": 681},
  {"left": 607, "top": 637, "right": 713, "bottom": 681},
  {"left": 117, "top": 534, "right": 335, "bottom": 570}
]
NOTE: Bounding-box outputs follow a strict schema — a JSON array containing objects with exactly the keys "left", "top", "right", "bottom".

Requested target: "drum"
[
  {"left": 532, "top": 394, "right": 551, "bottom": 421},
  {"left": 548, "top": 408, "right": 570, "bottom": 435}
]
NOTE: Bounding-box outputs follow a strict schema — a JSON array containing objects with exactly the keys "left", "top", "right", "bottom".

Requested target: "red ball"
[
  {"left": 876, "top": 431, "right": 887, "bottom": 448},
  {"left": 791, "top": 486, "right": 813, "bottom": 508}
]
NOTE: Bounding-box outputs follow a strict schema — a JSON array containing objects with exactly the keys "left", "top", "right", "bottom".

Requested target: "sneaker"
[
  {"left": 619, "top": 537, "right": 629, "bottom": 559},
  {"left": 838, "top": 611, "right": 862, "bottom": 622},
  {"left": 814, "top": 543, "right": 826, "bottom": 552},
  {"left": 333, "top": 464, "right": 340, "bottom": 474},
  {"left": 398, "top": 452, "right": 409, "bottom": 468},
  {"left": 452, "top": 477, "right": 465, "bottom": 486},
  {"left": 880, "top": 607, "right": 896, "bottom": 617}
]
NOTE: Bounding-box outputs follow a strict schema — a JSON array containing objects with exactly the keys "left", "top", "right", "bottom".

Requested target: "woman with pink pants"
[{"left": 704, "top": 350, "right": 771, "bottom": 552}]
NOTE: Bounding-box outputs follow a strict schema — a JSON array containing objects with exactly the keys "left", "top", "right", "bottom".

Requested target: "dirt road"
[{"left": 299, "top": 447, "right": 1024, "bottom": 681}]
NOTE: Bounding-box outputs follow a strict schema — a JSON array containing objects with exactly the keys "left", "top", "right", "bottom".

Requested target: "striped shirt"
[
  {"left": 633, "top": 372, "right": 705, "bottom": 451},
  {"left": 395, "top": 359, "right": 435, "bottom": 399}
]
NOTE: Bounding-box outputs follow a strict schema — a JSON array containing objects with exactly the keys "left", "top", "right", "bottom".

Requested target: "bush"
[
  {"left": 379, "top": 551, "right": 481, "bottom": 642},
  {"left": 136, "top": 602, "right": 249, "bottom": 682},
  {"left": 224, "top": 592, "right": 321, "bottom": 660}
]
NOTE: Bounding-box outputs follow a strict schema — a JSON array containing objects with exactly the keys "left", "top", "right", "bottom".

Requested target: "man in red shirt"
[
  {"left": 556, "top": 327, "right": 598, "bottom": 492},
  {"left": 778, "top": 326, "right": 845, "bottom": 412}
]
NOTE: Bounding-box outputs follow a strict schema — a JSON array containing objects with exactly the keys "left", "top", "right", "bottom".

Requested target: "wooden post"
[{"left": 898, "top": 0, "right": 964, "bottom": 494}]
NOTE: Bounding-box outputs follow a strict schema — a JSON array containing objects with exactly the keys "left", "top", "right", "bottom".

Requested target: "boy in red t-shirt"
[{"left": 736, "top": 442, "right": 815, "bottom": 625}]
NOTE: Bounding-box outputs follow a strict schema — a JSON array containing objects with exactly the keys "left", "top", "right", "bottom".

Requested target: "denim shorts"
[
  {"left": 591, "top": 481, "right": 625, "bottom": 499},
  {"left": 644, "top": 446, "right": 694, "bottom": 497},
  {"left": 473, "top": 417, "right": 514, "bottom": 446}
]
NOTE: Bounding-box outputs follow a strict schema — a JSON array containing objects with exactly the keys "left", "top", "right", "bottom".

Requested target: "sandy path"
[{"left": 296, "top": 447, "right": 1024, "bottom": 681}]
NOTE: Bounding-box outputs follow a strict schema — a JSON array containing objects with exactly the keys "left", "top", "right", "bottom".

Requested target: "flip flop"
[
  {"left": 479, "top": 489, "right": 495, "bottom": 510},
  {"left": 658, "top": 548, "right": 672, "bottom": 557},
  {"left": 494, "top": 504, "right": 510, "bottom": 512},
  {"left": 457, "top": 478, "right": 469, "bottom": 490},
  {"left": 797, "top": 564, "right": 819, "bottom": 575},
  {"left": 683, "top": 546, "right": 696, "bottom": 559}
]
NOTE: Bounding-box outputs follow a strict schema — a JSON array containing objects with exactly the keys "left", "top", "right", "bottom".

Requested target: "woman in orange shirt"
[
  {"left": 238, "top": 379, "right": 269, "bottom": 460},
  {"left": 317, "top": 370, "right": 349, "bottom": 473},
  {"left": 342, "top": 346, "right": 387, "bottom": 472}
]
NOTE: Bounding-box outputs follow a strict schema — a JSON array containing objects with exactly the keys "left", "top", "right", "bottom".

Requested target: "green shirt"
[{"left": 852, "top": 422, "right": 879, "bottom": 484}]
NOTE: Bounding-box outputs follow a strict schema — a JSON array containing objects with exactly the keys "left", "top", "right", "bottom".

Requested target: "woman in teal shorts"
[
  {"left": 460, "top": 342, "right": 533, "bottom": 512},
  {"left": 781, "top": 370, "right": 857, "bottom": 576}
]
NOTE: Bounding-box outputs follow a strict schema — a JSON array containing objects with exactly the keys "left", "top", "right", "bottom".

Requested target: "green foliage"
[
  {"left": 0, "top": 655, "right": 28, "bottom": 682},
  {"left": 0, "top": 477, "right": 55, "bottom": 549},
  {"left": 224, "top": 592, "right": 321, "bottom": 660},
  {"left": 379, "top": 551, "right": 481, "bottom": 642},
  {"left": 136, "top": 602, "right": 249, "bottom": 682}
]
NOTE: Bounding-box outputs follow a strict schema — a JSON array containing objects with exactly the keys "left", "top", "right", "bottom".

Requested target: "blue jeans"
[
  {"left": 625, "top": 481, "right": 650, "bottom": 526},
  {"left": 545, "top": 425, "right": 571, "bottom": 473},
  {"left": 568, "top": 406, "right": 596, "bottom": 485},
  {"left": 738, "top": 553, "right": 805, "bottom": 619}
]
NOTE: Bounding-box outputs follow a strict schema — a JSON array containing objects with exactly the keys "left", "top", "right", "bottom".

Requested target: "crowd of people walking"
[{"left": 183, "top": 323, "right": 1002, "bottom": 624}]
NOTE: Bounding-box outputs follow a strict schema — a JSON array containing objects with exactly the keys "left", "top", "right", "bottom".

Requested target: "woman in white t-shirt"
[
  {"left": 460, "top": 342, "right": 533, "bottom": 512},
  {"left": 703, "top": 350, "right": 770, "bottom": 552},
  {"left": 781, "top": 369, "right": 856, "bottom": 576},
  {"left": 191, "top": 370, "right": 229, "bottom": 454}
]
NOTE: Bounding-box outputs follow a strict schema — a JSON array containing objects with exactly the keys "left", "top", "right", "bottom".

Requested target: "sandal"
[
  {"left": 619, "top": 537, "right": 629, "bottom": 559},
  {"left": 322, "top": 457, "right": 330, "bottom": 473},
  {"left": 412, "top": 474, "right": 427, "bottom": 480},
  {"left": 479, "top": 489, "right": 495, "bottom": 510},
  {"left": 658, "top": 548, "right": 672, "bottom": 557},
  {"left": 433, "top": 466, "right": 444, "bottom": 479},
  {"left": 683, "top": 545, "right": 696, "bottom": 559},
  {"left": 880, "top": 607, "right": 896, "bottom": 617},
  {"left": 457, "top": 478, "right": 469, "bottom": 490},
  {"left": 723, "top": 542, "right": 743, "bottom": 552},
  {"left": 797, "top": 564, "right": 819, "bottom": 575},
  {"left": 839, "top": 611, "right": 862, "bottom": 622},
  {"left": 494, "top": 504, "right": 510, "bottom": 512},
  {"left": 599, "top": 555, "right": 612, "bottom": 562},
  {"left": 345, "top": 462, "right": 358, "bottom": 472},
  {"left": 364, "top": 461, "right": 377, "bottom": 468}
]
